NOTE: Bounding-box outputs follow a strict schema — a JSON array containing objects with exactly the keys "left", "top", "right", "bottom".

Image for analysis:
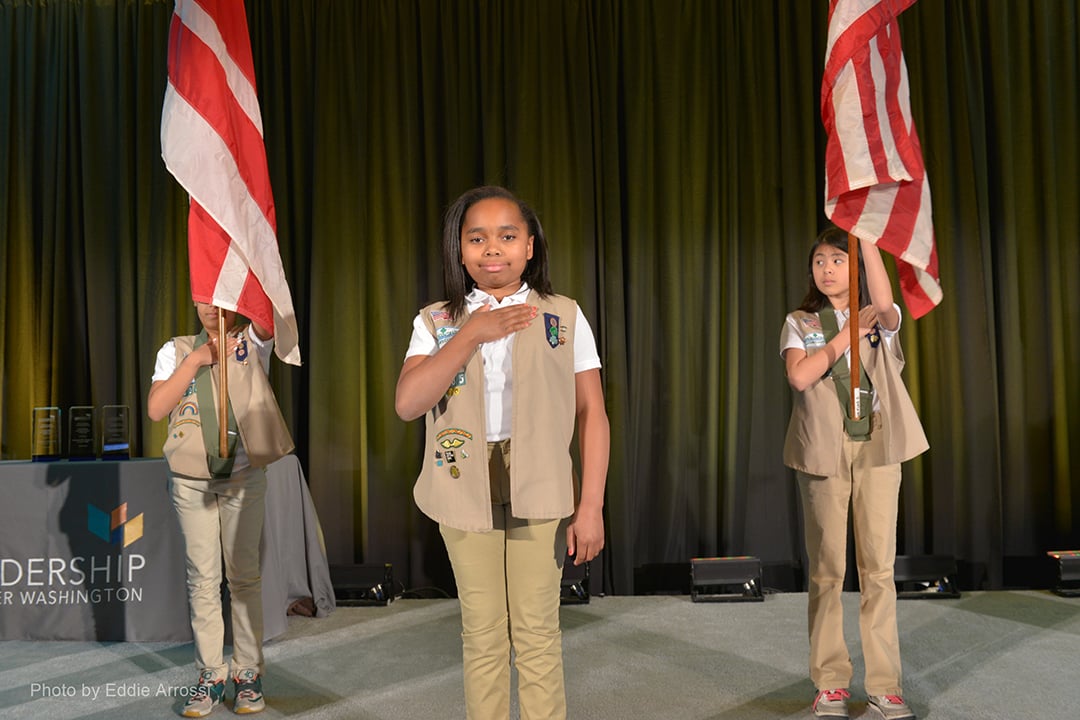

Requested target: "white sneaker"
[
  {"left": 812, "top": 688, "right": 850, "bottom": 718},
  {"left": 868, "top": 694, "right": 916, "bottom": 720}
]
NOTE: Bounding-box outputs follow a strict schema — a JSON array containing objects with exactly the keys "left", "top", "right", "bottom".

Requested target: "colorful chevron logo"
[{"left": 87, "top": 502, "right": 144, "bottom": 548}]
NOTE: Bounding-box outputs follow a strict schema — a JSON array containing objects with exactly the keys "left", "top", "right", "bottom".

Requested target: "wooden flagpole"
[
  {"left": 217, "top": 307, "right": 229, "bottom": 457},
  {"left": 848, "top": 233, "right": 861, "bottom": 420}
]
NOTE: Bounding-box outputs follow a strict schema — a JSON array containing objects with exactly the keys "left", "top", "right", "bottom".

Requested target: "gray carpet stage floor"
[{"left": 1, "top": 591, "right": 1077, "bottom": 719}]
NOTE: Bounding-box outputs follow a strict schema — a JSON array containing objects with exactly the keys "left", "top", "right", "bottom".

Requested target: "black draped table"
[{"left": 0, "top": 455, "right": 334, "bottom": 641}]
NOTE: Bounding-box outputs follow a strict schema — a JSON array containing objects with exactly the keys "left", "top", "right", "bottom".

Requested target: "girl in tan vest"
[
  {"left": 780, "top": 227, "right": 927, "bottom": 720},
  {"left": 396, "top": 186, "right": 609, "bottom": 719},
  {"left": 149, "top": 301, "right": 292, "bottom": 718}
]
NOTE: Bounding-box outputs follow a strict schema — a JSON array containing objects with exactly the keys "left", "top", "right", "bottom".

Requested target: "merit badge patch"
[
  {"left": 434, "top": 327, "right": 467, "bottom": 393},
  {"left": 234, "top": 335, "right": 249, "bottom": 365},
  {"left": 172, "top": 397, "right": 200, "bottom": 439},
  {"left": 435, "top": 428, "right": 472, "bottom": 477},
  {"left": 544, "top": 313, "right": 561, "bottom": 348},
  {"left": 868, "top": 325, "right": 881, "bottom": 348},
  {"left": 435, "top": 325, "right": 458, "bottom": 349},
  {"left": 437, "top": 428, "right": 473, "bottom": 448},
  {"left": 445, "top": 368, "right": 466, "bottom": 396}
]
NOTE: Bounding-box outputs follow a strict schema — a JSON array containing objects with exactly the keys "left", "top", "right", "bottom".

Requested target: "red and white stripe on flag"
[
  {"left": 822, "top": 0, "right": 942, "bottom": 319},
  {"left": 161, "top": 0, "right": 301, "bottom": 364}
]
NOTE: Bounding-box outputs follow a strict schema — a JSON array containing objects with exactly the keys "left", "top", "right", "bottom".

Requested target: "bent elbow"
[
  {"left": 394, "top": 397, "right": 424, "bottom": 423},
  {"left": 146, "top": 395, "right": 164, "bottom": 423},
  {"left": 787, "top": 375, "right": 811, "bottom": 394}
]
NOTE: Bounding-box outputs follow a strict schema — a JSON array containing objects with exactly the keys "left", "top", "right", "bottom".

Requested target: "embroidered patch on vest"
[
  {"left": 435, "top": 428, "right": 472, "bottom": 476},
  {"left": 544, "top": 313, "right": 562, "bottom": 348},
  {"left": 430, "top": 309, "right": 452, "bottom": 323},
  {"left": 436, "top": 326, "right": 458, "bottom": 347},
  {"left": 804, "top": 331, "right": 826, "bottom": 349},
  {"left": 235, "top": 335, "right": 249, "bottom": 364},
  {"left": 172, "top": 379, "right": 200, "bottom": 439},
  {"left": 436, "top": 427, "right": 473, "bottom": 444},
  {"left": 175, "top": 398, "right": 199, "bottom": 424},
  {"left": 435, "top": 326, "right": 467, "bottom": 391}
]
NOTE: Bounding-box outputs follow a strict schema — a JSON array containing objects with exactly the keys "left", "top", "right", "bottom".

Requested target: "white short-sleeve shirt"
[
  {"left": 151, "top": 325, "right": 274, "bottom": 471},
  {"left": 779, "top": 304, "right": 902, "bottom": 413},
  {"left": 405, "top": 283, "right": 602, "bottom": 441}
]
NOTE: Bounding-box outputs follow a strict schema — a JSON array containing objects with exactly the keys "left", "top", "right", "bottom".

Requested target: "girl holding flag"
[
  {"left": 780, "top": 227, "right": 928, "bottom": 720},
  {"left": 149, "top": 301, "right": 293, "bottom": 717}
]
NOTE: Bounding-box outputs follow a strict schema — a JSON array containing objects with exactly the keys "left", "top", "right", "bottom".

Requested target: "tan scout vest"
[
  {"left": 783, "top": 310, "right": 928, "bottom": 476},
  {"left": 413, "top": 291, "right": 579, "bottom": 532},
  {"left": 163, "top": 328, "right": 294, "bottom": 478}
]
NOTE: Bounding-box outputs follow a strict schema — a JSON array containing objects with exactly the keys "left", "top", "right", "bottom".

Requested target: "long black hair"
[
  {"left": 797, "top": 226, "right": 871, "bottom": 313},
  {"left": 440, "top": 185, "right": 553, "bottom": 320}
]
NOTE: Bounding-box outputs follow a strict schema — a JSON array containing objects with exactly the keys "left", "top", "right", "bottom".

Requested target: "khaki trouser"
[
  {"left": 797, "top": 427, "right": 904, "bottom": 696},
  {"left": 169, "top": 466, "right": 267, "bottom": 681},
  {"left": 440, "top": 439, "right": 568, "bottom": 720}
]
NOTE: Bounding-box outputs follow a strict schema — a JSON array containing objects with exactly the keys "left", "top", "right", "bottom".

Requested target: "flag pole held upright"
[
  {"left": 848, "top": 233, "right": 861, "bottom": 421},
  {"left": 217, "top": 307, "right": 228, "bottom": 458}
]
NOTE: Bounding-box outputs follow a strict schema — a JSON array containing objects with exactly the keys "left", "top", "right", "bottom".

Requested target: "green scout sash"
[
  {"left": 193, "top": 329, "right": 239, "bottom": 478},
  {"left": 819, "top": 309, "right": 872, "bottom": 441}
]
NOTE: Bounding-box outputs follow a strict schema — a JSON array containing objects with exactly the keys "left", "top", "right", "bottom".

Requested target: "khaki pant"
[
  {"left": 169, "top": 466, "right": 267, "bottom": 681},
  {"left": 440, "top": 439, "right": 568, "bottom": 720},
  {"left": 797, "top": 429, "right": 904, "bottom": 696}
]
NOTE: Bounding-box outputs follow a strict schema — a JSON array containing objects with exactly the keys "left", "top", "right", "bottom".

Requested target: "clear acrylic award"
[
  {"left": 32, "top": 406, "right": 62, "bottom": 462},
  {"left": 101, "top": 405, "right": 130, "bottom": 460},
  {"left": 69, "top": 405, "right": 96, "bottom": 460}
]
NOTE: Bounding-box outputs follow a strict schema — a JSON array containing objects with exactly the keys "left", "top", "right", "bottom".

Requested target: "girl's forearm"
[
  {"left": 862, "top": 243, "right": 899, "bottom": 327},
  {"left": 574, "top": 370, "right": 610, "bottom": 512},
  {"left": 394, "top": 329, "right": 480, "bottom": 421},
  {"left": 786, "top": 332, "right": 850, "bottom": 392},
  {"left": 576, "top": 410, "right": 609, "bottom": 512},
  {"left": 147, "top": 354, "right": 201, "bottom": 422}
]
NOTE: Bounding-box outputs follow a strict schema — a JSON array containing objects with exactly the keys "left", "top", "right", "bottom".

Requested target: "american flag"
[
  {"left": 822, "top": 0, "right": 942, "bottom": 318},
  {"left": 161, "top": 0, "right": 301, "bottom": 364}
]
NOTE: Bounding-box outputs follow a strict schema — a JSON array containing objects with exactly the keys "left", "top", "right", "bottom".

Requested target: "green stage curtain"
[{"left": 1, "top": 0, "right": 1077, "bottom": 593}]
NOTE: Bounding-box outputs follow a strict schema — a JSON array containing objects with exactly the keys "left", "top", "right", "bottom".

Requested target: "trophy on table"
[
  {"left": 68, "top": 405, "right": 96, "bottom": 460},
  {"left": 101, "top": 405, "right": 131, "bottom": 460},
  {"left": 31, "top": 406, "right": 62, "bottom": 462}
]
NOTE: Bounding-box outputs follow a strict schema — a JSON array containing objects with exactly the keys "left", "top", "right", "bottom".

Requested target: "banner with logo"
[{"left": 0, "top": 460, "right": 192, "bottom": 641}]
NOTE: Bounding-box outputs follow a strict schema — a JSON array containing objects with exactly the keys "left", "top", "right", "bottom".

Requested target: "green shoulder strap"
[
  {"left": 193, "top": 329, "right": 239, "bottom": 478},
  {"left": 818, "top": 309, "right": 872, "bottom": 442}
]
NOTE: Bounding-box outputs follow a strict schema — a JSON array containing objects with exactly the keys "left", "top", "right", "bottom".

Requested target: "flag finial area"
[
  {"left": 822, "top": 0, "right": 941, "bottom": 319},
  {"left": 162, "top": 0, "right": 301, "bottom": 364}
]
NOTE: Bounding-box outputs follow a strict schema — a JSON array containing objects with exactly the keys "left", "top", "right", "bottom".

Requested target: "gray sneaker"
[
  {"left": 868, "top": 695, "right": 916, "bottom": 720},
  {"left": 812, "top": 688, "right": 850, "bottom": 718},
  {"left": 181, "top": 670, "right": 225, "bottom": 718},
  {"left": 232, "top": 669, "right": 265, "bottom": 715}
]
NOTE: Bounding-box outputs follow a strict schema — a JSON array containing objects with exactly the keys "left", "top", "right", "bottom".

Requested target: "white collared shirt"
[
  {"left": 779, "top": 303, "right": 902, "bottom": 413},
  {"left": 779, "top": 303, "right": 902, "bottom": 361},
  {"left": 151, "top": 325, "right": 274, "bottom": 471},
  {"left": 405, "top": 283, "right": 601, "bottom": 441}
]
